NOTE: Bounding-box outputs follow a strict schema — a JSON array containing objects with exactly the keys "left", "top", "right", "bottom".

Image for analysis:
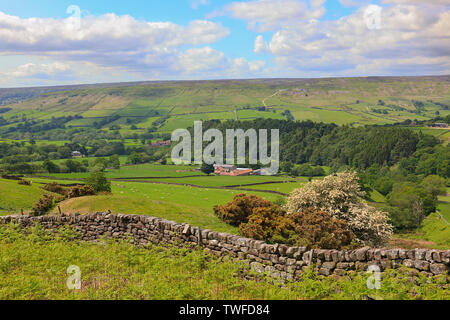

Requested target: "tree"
[
  {"left": 43, "top": 159, "right": 60, "bottom": 173},
  {"left": 84, "top": 171, "right": 111, "bottom": 193},
  {"left": 421, "top": 175, "right": 446, "bottom": 198},
  {"left": 373, "top": 177, "right": 394, "bottom": 196},
  {"left": 312, "top": 166, "right": 325, "bottom": 176},
  {"left": 285, "top": 171, "right": 393, "bottom": 247},
  {"left": 109, "top": 154, "right": 121, "bottom": 170},
  {"left": 280, "top": 162, "right": 294, "bottom": 175},
  {"left": 128, "top": 152, "right": 142, "bottom": 165},
  {"left": 201, "top": 163, "right": 215, "bottom": 175}
]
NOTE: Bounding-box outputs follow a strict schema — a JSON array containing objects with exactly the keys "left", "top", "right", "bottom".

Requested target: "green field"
[
  {"left": 43, "top": 163, "right": 207, "bottom": 179},
  {"left": 0, "top": 178, "right": 58, "bottom": 215}
]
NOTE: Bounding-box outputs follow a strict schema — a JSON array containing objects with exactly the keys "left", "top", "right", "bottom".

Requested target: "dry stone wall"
[{"left": 1, "top": 213, "right": 449, "bottom": 280}]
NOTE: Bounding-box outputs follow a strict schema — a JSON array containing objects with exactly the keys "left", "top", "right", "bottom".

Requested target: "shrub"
[
  {"left": 217, "top": 194, "right": 355, "bottom": 249},
  {"left": 239, "top": 207, "right": 355, "bottom": 249},
  {"left": 383, "top": 205, "right": 418, "bottom": 231},
  {"left": 201, "top": 163, "right": 215, "bottom": 175},
  {"left": 43, "top": 182, "right": 66, "bottom": 195},
  {"left": 18, "top": 179, "right": 31, "bottom": 186},
  {"left": 287, "top": 208, "right": 355, "bottom": 249},
  {"left": 53, "top": 194, "right": 67, "bottom": 204},
  {"left": 239, "top": 205, "right": 291, "bottom": 242},
  {"left": 213, "top": 194, "right": 273, "bottom": 226},
  {"left": 285, "top": 171, "right": 393, "bottom": 247},
  {"left": 31, "top": 194, "right": 54, "bottom": 216},
  {"left": 84, "top": 172, "right": 111, "bottom": 193},
  {"left": 66, "top": 185, "right": 96, "bottom": 199}
]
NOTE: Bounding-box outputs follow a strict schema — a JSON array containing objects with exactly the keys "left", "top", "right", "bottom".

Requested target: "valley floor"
[{"left": 1, "top": 163, "right": 449, "bottom": 249}]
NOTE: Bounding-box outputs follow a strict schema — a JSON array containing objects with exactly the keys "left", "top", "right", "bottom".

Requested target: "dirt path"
[
  {"left": 262, "top": 89, "right": 286, "bottom": 107},
  {"left": 437, "top": 210, "right": 450, "bottom": 226}
]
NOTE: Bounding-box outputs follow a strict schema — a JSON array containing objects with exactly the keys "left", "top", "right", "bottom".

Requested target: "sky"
[{"left": 0, "top": 0, "right": 449, "bottom": 87}]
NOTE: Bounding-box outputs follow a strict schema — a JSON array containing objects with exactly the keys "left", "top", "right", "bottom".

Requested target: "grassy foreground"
[{"left": 0, "top": 224, "right": 448, "bottom": 300}]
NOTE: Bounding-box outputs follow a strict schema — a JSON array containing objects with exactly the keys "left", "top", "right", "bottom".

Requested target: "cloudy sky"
[{"left": 0, "top": 0, "right": 449, "bottom": 87}]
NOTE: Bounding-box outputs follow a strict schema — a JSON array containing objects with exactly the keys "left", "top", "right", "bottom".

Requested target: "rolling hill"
[{"left": 1, "top": 76, "right": 449, "bottom": 138}]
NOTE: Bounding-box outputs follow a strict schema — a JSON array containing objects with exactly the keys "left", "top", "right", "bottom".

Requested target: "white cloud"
[
  {"left": 248, "top": 60, "right": 267, "bottom": 72},
  {"left": 251, "top": 2, "right": 450, "bottom": 75},
  {"left": 254, "top": 35, "right": 270, "bottom": 53},
  {"left": 382, "top": 0, "right": 450, "bottom": 5},
  {"left": 339, "top": 0, "right": 372, "bottom": 7},
  {"left": 0, "top": 12, "right": 229, "bottom": 52},
  {"left": 1, "top": 62, "right": 73, "bottom": 79},
  {"left": 179, "top": 46, "right": 267, "bottom": 76},
  {"left": 220, "top": 0, "right": 326, "bottom": 32},
  {"left": 179, "top": 47, "right": 227, "bottom": 73},
  {"left": 0, "top": 11, "right": 271, "bottom": 84},
  {"left": 12, "top": 62, "right": 70, "bottom": 77},
  {"left": 190, "top": 0, "right": 210, "bottom": 9},
  {"left": 0, "top": 12, "right": 231, "bottom": 75}
]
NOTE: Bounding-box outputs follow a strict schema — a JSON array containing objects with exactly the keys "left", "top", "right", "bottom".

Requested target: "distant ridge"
[{"left": 1, "top": 75, "right": 449, "bottom": 105}]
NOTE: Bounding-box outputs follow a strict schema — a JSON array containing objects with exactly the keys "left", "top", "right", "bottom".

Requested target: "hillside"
[{"left": 1, "top": 76, "right": 449, "bottom": 139}]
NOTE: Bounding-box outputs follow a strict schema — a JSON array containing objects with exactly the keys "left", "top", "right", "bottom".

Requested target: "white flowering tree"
[{"left": 285, "top": 171, "right": 393, "bottom": 247}]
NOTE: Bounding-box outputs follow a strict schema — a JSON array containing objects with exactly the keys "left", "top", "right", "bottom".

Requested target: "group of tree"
[
  {"left": 359, "top": 165, "right": 447, "bottom": 230},
  {"left": 0, "top": 135, "right": 171, "bottom": 173},
  {"left": 199, "top": 119, "right": 443, "bottom": 171},
  {"left": 3, "top": 155, "right": 122, "bottom": 175},
  {"left": 280, "top": 162, "right": 325, "bottom": 177}
]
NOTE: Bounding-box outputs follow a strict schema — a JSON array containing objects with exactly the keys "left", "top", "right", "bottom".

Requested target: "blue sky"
[{"left": 0, "top": 0, "right": 448, "bottom": 87}]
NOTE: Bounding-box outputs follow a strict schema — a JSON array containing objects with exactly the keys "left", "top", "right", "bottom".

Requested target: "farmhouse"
[
  {"left": 214, "top": 164, "right": 254, "bottom": 176},
  {"left": 214, "top": 164, "right": 236, "bottom": 175},
  {"left": 431, "top": 123, "right": 449, "bottom": 128},
  {"left": 152, "top": 140, "right": 172, "bottom": 147},
  {"left": 71, "top": 151, "right": 83, "bottom": 158}
]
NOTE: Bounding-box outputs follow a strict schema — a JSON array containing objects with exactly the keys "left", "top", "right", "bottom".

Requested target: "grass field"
[
  {"left": 395, "top": 213, "right": 450, "bottom": 250},
  {"left": 49, "top": 179, "right": 287, "bottom": 233},
  {"left": 0, "top": 225, "right": 448, "bottom": 300},
  {"left": 43, "top": 163, "right": 207, "bottom": 179},
  {"left": 0, "top": 178, "right": 57, "bottom": 215}
]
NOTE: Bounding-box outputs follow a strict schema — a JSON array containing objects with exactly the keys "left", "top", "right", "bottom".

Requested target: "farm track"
[
  {"left": 437, "top": 211, "right": 450, "bottom": 226},
  {"left": 28, "top": 175, "right": 294, "bottom": 196},
  {"left": 435, "top": 129, "right": 450, "bottom": 140},
  {"left": 262, "top": 89, "right": 286, "bottom": 107}
]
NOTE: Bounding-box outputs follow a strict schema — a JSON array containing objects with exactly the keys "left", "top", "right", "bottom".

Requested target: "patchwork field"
[{"left": 1, "top": 77, "right": 449, "bottom": 138}]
